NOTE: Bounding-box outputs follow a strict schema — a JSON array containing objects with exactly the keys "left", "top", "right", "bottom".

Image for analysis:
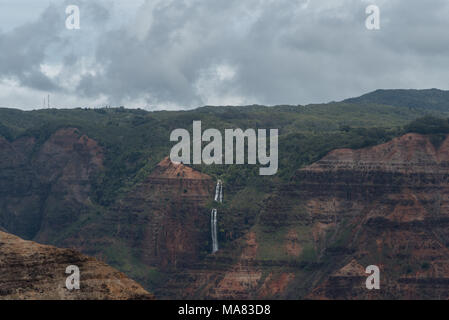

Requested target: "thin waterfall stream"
[
  {"left": 214, "top": 179, "right": 223, "bottom": 203},
  {"left": 211, "top": 208, "right": 218, "bottom": 253},
  {"left": 211, "top": 180, "right": 223, "bottom": 253}
]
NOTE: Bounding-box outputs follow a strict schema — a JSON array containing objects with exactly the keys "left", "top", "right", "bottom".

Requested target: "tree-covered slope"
[{"left": 344, "top": 88, "right": 449, "bottom": 112}]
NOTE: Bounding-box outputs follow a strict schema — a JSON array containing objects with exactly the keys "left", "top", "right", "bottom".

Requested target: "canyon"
[{"left": 2, "top": 102, "right": 449, "bottom": 299}]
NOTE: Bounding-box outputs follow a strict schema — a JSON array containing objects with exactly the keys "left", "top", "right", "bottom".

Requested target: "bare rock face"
[
  {"left": 0, "top": 128, "right": 104, "bottom": 241},
  {"left": 0, "top": 231, "right": 153, "bottom": 300},
  {"left": 149, "top": 157, "right": 212, "bottom": 181},
  {"left": 178, "top": 133, "right": 449, "bottom": 300},
  {"left": 113, "top": 157, "right": 214, "bottom": 269},
  {"left": 34, "top": 128, "right": 104, "bottom": 243},
  {"left": 294, "top": 133, "right": 449, "bottom": 299},
  {"left": 206, "top": 231, "right": 296, "bottom": 300},
  {"left": 51, "top": 157, "right": 216, "bottom": 295}
]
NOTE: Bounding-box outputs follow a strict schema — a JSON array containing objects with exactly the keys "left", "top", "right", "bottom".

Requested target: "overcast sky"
[{"left": 0, "top": 0, "right": 449, "bottom": 110}]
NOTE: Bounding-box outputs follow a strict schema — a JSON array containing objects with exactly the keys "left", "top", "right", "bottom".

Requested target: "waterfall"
[
  {"left": 211, "top": 180, "right": 223, "bottom": 253},
  {"left": 214, "top": 180, "right": 223, "bottom": 203},
  {"left": 211, "top": 208, "right": 218, "bottom": 253}
]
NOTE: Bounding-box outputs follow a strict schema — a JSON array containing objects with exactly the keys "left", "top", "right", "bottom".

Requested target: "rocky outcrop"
[
  {"left": 0, "top": 231, "right": 153, "bottom": 300},
  {"left": 111, "top": 157, "right": 214, "bottom": 269},
  {"left": 294, "top": 133, "right": 449, "bottom": 299}
]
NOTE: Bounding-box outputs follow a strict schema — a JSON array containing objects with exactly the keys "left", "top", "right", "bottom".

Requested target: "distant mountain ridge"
[{"left": 343, "top": 88, "right": 449, "bottom": 112}]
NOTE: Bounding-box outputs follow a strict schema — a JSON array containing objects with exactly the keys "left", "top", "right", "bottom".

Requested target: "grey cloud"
[
  {"left": 0, "top": 4, "right": 61, "bottom": 91},
  {"left": 2, "top": 0, "right": 449, "bottom": 109},
  {"left": 0, "top": 0, "right": 112, "bottom": 95}
]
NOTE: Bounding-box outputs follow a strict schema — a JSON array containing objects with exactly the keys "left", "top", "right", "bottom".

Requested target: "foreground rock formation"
[
  {"left": 0, "top": 231, "right": 153, "bottom": 300},
  {"left": 135, "top": 157, "right": 214, "bottom": 268}
]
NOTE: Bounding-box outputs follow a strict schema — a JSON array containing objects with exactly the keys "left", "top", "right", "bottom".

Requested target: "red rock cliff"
[
  {"left": 100, "top": 157, "right": 215, "bottom": 272},
  {"left": 295, "top": 133, "right": 449, "bottom": 299},
  {"left": 0, "top": 128, "right": 104, "bottom": 242}
]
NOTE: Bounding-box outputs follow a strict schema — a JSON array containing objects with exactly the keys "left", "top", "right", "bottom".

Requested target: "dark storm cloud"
[{"left": 2, "top": 0, "right": 449, "bottom": 109}]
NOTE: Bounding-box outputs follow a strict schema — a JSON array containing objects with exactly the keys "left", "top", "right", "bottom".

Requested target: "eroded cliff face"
[
  {"left": 291, "top": 133, "right": 449, "bottom": 299},
  {"left": 35, "top": 128, "right": 104, "bottom": 242},
  {"left": 0, "top": 128, "right": 103, "bottom": 242},
  {"left": 114, "top": 157, "right": 214, "bottom": 269},
  {"left": 49, "top": 156, "right": 216, "bottom": 296},
  {"left": 0, "top": 231, "right": 153, "bottom": 300},
  {"left": 168, "top": 133, "right": 449, "bottom": 299},
  {"left": 294, "top": 133, "right": 449, "bottom": 299}
]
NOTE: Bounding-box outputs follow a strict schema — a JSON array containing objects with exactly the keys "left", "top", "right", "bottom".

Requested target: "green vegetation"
[
  {"left": 345, "top": 88, "right": 449, "bottom": 112},
  {"left": 404, "top": 116, "right": 449, "bottom": 148},
  {"left": 0, "top": 101, "right": 447, "bottom": 244},
  {"left": 2, "top": 89, "right": 449, "bottom": 294},
  {"left": 0, "top": 99, "right": 444, "bottom": 205},
  {"left": 405, "top": 116, "right": 449, "bottom": 134}
]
